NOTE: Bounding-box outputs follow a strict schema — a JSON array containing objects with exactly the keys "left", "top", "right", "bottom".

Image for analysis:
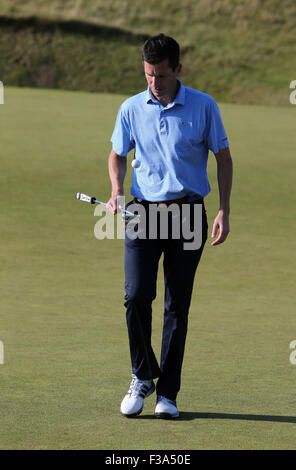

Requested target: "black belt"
[{"left": 135, "top": 195, "right": 203, "bottom": 206}]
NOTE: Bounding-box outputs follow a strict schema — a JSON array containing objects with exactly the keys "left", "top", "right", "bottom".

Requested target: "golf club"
[{"left": 76, "top": 192, "right": 140, "bottom": 220}]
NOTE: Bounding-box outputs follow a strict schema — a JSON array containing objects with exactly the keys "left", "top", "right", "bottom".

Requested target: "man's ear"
[{"left": 177, "top": 63, "right": 182, "bottom": 75}]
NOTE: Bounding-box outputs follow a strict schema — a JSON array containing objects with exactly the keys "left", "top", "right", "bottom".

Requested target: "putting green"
[{"left": 0, "top": 87, "right": 295, "bottom": 449}]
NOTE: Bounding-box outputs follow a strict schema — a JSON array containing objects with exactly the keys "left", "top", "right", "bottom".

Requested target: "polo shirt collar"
[
  {"left": 174, "top": 80, "right": 185, "bottom": 105},
  {"left": 146, "top": 79, "right": 185, "bottom": 106}
]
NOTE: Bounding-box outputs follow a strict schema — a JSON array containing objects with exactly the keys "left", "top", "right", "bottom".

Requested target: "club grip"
[{"left": 76, "top": 192, "right": 96, "bottom": 204}]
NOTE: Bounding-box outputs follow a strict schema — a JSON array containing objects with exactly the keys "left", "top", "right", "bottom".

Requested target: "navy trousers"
[{"left": 124, "top": 199, "right": 208, "bottom": 401}]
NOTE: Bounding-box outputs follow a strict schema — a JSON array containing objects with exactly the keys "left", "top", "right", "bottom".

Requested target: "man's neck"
[{"left": 153, "top": 80, "right": 180, "bottom": 107}]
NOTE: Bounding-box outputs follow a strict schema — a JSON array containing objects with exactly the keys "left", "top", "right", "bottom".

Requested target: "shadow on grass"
[{"left": 138, "top": 412, "right": 296, "bottom": 423}]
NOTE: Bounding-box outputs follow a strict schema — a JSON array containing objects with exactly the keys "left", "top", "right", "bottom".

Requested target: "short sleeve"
[
  {"left": 205, "top": 99, "right": 229, "bottom": 154},
  {"left": 110, "top": 104, "right": 135, "bottom": 156}
]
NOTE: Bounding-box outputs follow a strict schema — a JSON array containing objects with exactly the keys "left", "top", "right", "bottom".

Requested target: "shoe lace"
[{"left": 127, "top": 376, "right": 148, "bottom": 397}]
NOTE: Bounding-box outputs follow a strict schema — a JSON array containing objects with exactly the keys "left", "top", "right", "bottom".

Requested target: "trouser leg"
[
  {"left": 124, "top": 235, "right": 162, "bottom": 380},
  {"left": 156, "top": 202, "right": 208, "bottom": 400}
]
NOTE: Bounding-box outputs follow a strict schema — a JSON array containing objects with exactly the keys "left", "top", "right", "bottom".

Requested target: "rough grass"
[
  {"left": 0, "top": 0, "right": 295, "bottom": 104},
  {"left": 0, "top": 87, "right": 295, "bottom": 449}
]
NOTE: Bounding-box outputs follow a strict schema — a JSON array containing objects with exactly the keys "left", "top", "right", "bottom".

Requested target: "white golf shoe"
[
  {"left": 120, "top": 374, "right": 155, "bottom": 417},
  {"left": 155, "top": 395, "right": 179, "bottom": 419}
]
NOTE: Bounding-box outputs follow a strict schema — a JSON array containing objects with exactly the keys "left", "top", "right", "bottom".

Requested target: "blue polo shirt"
[{"left": 111, "top": 80, "right": 229, "bottom": 201}]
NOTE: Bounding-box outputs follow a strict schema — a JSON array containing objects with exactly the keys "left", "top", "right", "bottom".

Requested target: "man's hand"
[
  {"left": 106, "top": 193, "right": 124, "bottom": 215},
  {"left": 211, "top": 210, "right": 230, "bottom": 246}
]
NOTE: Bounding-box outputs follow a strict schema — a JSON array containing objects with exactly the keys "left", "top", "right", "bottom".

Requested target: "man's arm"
[
  {"left": 106, "top": 149, "right": 127, "bottom": 214},
  {"left": 211, "top": 147, "right": 233, "bottom": 246}
]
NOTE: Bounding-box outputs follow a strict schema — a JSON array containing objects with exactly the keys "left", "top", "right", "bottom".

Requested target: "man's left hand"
[{"left": 211, "top": 210, "right": 230, "bottom": 246}]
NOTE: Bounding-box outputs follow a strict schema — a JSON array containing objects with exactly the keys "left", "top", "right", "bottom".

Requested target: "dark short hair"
[{"left": 142, "top": 34, "right": 180, "bottom": 71}]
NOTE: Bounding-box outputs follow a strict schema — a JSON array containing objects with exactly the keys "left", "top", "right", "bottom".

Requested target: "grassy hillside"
[
  {"left": 0, "top": 16, "right": 148, "bottom": 96},
  {"left": 0, "top": 1, "right": 295, "bottom": 102}
]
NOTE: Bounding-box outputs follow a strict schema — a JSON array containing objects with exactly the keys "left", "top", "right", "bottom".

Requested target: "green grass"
[
  {"left": 0, "top": 86, "right": 295, "bottom": 449},
  {"left": 0, "top": 0, "right": 295, "bottom": 104}
]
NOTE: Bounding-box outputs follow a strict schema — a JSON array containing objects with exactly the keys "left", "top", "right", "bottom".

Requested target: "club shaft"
[{"left": 94, "top": 199, "right": 137, "bottom": 217}]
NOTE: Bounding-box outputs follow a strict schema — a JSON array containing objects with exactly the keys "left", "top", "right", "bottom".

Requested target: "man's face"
[{"left": 143, "top": 60, "right": 182, "bottom": 102}]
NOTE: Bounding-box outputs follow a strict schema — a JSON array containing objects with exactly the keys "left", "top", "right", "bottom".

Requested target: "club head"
[{"left": 122, "top": 213, "right": 141, "bottom": 225}]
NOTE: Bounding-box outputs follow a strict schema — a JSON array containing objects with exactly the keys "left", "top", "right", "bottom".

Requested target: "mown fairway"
[{"left": 0, "top": 87, "right": 295, "bottom": 449}]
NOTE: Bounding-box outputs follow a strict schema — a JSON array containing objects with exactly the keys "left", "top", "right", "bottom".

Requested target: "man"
[{"left": 106, "top": 34, "right": 232, "bottom": 418}]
